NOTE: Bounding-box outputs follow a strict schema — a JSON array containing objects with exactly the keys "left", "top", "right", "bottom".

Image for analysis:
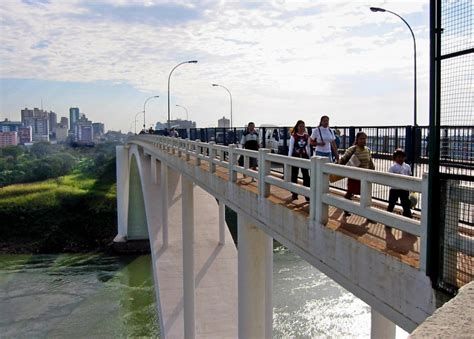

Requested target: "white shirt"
[
  {"left": 310, "top": 126, "right": 335, "bottom": 153},
  {"left": 388, "top": 162, "right": 412, "bottom": 176}
]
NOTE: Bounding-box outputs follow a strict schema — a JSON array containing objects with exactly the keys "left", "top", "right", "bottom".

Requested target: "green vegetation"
[{"left": 0, "top": 142, "right": 120, "bottom": 253}]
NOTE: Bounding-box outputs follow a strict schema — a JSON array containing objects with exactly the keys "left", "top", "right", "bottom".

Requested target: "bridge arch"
[{"left": 127, "top": 148, "right": 149, "bottom": 239}]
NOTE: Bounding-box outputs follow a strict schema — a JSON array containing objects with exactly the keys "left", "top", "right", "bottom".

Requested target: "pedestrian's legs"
[
  {"left": 301, "top": 168, "right": 310, "bottom": 201},
  {"left": 387, "top": 188, "right": 398, "bottom": 213},
  {"left": 291, "top": 166, "right": 299, "bottom": 200},
  {"left": 400, "top": 190, "right": 413, "bottom": 218}
]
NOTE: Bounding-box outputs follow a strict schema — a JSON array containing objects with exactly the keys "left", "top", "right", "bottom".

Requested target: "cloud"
[{"left": 0, "top": 0, "right": 433, "bottom": 130}]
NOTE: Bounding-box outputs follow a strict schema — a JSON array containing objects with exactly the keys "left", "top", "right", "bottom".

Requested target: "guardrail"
[{"left": 132, "top": 135, "right": 429, "bottom": 271}]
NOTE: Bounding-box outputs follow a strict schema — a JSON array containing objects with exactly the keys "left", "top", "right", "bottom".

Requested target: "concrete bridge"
[{"left": 115, "top": 134, "right": 437, "bottom": 338}]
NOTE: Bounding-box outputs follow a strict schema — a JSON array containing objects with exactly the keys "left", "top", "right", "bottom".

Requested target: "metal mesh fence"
[{"left": 435, "top": 0, "right": 474, "bottom": 294}]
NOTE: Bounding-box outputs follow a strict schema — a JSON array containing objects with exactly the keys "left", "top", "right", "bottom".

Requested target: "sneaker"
[
  {"left": 305, "top": 197, "right": 310, "bottom": 202},
  {"left": 367, "top": 219, "right": 376, "bottom": 224},
  {"left": 344, "top": 211, "right": 351, "bottom": 217},
  {"left": 291, "top": 193, "right": 298, "bottom": 200}
]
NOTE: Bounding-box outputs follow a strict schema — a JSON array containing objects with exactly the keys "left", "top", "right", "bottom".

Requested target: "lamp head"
[
  {"left": 188, "top": 60, "right": 198, "bottom": 64},
  {"left": 370, "top": 7, "right": 385, "bottom": 12},
  {"left": 212, "top": 84, "right": 219, "bottom": 87},
  {"left": 154, "top": 95, "right": 159, "bottom": 98}
]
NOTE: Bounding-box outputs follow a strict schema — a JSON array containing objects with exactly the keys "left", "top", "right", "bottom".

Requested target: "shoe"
[
  {"left": 367, "top": 219, "right": 376, "bottom": 224},
  {"left": 344, "top": 211, "right": 351, "bottom": 217},
  {"left": 291, "top": 193, "right": 298, "bottom": 200},
  {"left": 305, "top": 197, "right": 310, "bottom": 202}
]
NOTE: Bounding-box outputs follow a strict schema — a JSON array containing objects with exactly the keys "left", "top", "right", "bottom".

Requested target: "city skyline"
[{"left": 1, "top": 0, "right": 430, "bottom": 131}]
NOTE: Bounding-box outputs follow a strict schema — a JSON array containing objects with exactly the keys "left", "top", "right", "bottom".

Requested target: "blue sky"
[{"left": 0, "top": 0, "right": 431, "bottom": 132}]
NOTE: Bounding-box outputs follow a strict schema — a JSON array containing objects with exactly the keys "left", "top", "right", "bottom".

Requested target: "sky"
[{"left": 0, "top": 0, "right": 431, "bottom": 132}]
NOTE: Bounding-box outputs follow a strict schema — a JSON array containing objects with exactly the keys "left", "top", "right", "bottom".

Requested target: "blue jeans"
[{"left": 315, "top": 151, "right": 332, "bottom": 162}]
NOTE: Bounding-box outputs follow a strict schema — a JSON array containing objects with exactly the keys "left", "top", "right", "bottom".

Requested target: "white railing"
[{"left": 131, "top": 135, "right": 429, "bottom": 271}]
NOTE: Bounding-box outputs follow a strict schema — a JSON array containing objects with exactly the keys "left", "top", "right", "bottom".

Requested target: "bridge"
[{"left": 115, "top": 134, "right": 444, "bottom": 338}]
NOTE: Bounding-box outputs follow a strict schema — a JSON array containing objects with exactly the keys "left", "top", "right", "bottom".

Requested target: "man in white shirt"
[
  {"left": 387, "top": 148, "right": 413, "bottom": 219},
  {"left": 310, "top": 115, "right": 339, "bottom": 162}
]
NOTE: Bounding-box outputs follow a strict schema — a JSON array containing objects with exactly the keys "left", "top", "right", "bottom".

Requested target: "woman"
[
  {"left": 310, "top": 115, "right": 339, "bottom": 162},
  {"left": 339, "top": 131, "right": 375, "bottom": 216},
  {"left": 288, "top": 120, "right": 310, "bottom": 201},
  {"left": 240, "top": 122, "right": 259, "bottom": 171}
]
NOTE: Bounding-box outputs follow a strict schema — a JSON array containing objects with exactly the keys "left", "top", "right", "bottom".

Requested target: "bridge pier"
[
  {"left": 182, "top": 175, "right": 195, "bottom": 338},
  {"left": 161, "top": 161, "right": 169, "bottom": 247},
  {"left": 371, "top": 308, "right": 396, "bottom": 339},
  {"left": 238, "top": 214, "right": 273, "bottom": 339},
  {"left": 115, "top": 146, "right": 130, "bottom": 239}
]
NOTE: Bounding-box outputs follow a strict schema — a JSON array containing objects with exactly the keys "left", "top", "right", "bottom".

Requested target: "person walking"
[
  {"left": 339, "top": 131, "right": 375, "bottom": 218},
  {"left": 288, "top": 120, "right": 311, "bottom": 201},
  {"left": 310, "top": 115, "right": 339, "bottom": 162},
  {"left": 387, "top": 148, "right": 413, "bottom": 218},
  {"left": 240, "top": 122, "right": 259, "bottom": 173}
]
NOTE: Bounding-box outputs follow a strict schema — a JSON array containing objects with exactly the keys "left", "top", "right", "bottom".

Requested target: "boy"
[{"left": 387, "top": 148, "right": 413, "bottom": 218}]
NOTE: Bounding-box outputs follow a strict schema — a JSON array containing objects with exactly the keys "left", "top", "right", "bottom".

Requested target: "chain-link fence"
[{"left": 431, "top": 0, "right": 474, "bottom": 295}]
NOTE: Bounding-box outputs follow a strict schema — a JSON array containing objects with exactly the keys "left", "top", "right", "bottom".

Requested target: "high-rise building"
[
  {"left": 74, "top": 115, "right": 93, "bottom": 143},
  {"left": 92, "top": 122, "right": 105, "bottom": 140},
  {"left": 69, "top": 107, "right": 80, "bottom": 131},
  {"left": 218, "top": 116, "right": 230, "bottom": 128},
  {"left": 0, "top": 119, "right": 22, "bottom": 132},
  {"left": 18, "top": 126, "right": 32, "bottom": 144},
  {"left": 55, "top": 125, "right": 68, "bottom": 142},
  {"left": 48, "top": 111, "right": 57, "bottom": 137},
  {"left": 60, "top": 117, "right": 68, "bottom": 128},
  {"left": 21, "top": 108, "right": 49, "bottom": 142},
  {"left": 0, "top": 131, "right": 18, "bottom": 148}
]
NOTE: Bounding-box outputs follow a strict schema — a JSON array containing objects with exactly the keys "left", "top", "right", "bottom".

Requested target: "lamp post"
[
  {"left": 143, "top": 95, "right": 159, "bottom": 131},
  {"left": 212, "top": 83, "right": 233, "bottom": 130},
  {"left": 176, "top": 104, "right": 189, "bottom": 121},
  {"left": 134, "top": 111, "right": 144, "bottom": 134},
  {"left": 168, "top": 60, "right": 198, "bottom": 129},
  {"left": 370, "top": 6, "right": 417, "bottom": 126}
]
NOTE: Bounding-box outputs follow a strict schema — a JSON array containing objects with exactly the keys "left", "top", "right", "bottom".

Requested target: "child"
[{"left": 387, "top": 149, "right": 413, "bottom": 219}]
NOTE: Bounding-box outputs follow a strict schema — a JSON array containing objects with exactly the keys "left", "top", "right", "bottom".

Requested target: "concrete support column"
[
  {"left": 151, "top": 156, "right": 158, "bottom": 184},
  {"left": 116, "top": 146, "right": 130, "bottom": 238},
  {"left": 218, "top": 200, "right": 226, "bottom": 245},
  {"left": 371, "top": 308, "right": 396, "bottom": 339},
  {"left": 182, "top": 175, "right": 195, "bottom": 338},
  {"left": 161, "top": 161, "right": 169, "bottom": 247},
  {"left": 238, "top": 215, "right": 273, "bottom": 339}
]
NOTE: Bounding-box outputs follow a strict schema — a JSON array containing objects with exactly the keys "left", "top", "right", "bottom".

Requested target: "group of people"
[{"left": 240, "top": 117, "right": 414, "bottom": 223}]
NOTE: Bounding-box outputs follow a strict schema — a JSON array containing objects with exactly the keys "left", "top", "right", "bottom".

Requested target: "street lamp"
[
  {"left": 175, "top": 104, "right": 189, "bottom": 121},
  {"left": 134, "top": 111, "right": 144, "bottom": 134},
  {"left": 143, "top": 95, "right": 159, "bottom": 130},
  {"left": 370, "top": 6, "right": 417, "bottom": 126},
  {"left": 168, "top": 60, "right": 198, "bottom": 129},
  {"left": 212, "top": 83, "right": 233, "bottom": 129}
]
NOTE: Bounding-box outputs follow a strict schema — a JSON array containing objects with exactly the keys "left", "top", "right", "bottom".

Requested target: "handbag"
[{"left": 347, "top": 153, "right": 360, "bottom": 167}]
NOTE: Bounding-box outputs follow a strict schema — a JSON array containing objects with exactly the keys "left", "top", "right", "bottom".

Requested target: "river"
[{"left": 0, "top": 248, "right": 408, "bottom": 338}]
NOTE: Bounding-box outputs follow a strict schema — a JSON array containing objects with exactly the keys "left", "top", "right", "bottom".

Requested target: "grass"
[{"left": 0, "top": 159, "right": 118, "bottom": 253}]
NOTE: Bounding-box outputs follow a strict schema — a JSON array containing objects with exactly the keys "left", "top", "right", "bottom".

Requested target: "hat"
[{"left": 393, "top": 148, "right": 406, "bottom": 158}]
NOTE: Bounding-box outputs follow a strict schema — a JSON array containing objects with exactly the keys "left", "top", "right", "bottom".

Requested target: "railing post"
[
  {"left": 419, "top": 173, "right": 429, "bottom": 272},
  {"left": 284, "top": 163, "right": 291, "bottom": 182},
  {"left": 195, "top": 139, "right": 201, "bottom": 166},
  {"left": 314, "top": 156, "right": 329, "bottom": 225},
  {"left": 259, "top": 149, "right": 271, "bottom": 198},
  {"left": 171, "top": 138, "right": 176, "bottom": 155},
  {"left": 228, "top": 144, "right": 237, "bottom": 182},
  {"left": 177, "top": 139, "right": 182, "bottom": 158},
  {"left": 360, "top": 178, "right": 372, "bottom": 210},
  {"left": 209, "top": 141, "right": 216, "bottom": 173},
  {"left": 185, "top": 138, "right": 191, "bottom": 161}
]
